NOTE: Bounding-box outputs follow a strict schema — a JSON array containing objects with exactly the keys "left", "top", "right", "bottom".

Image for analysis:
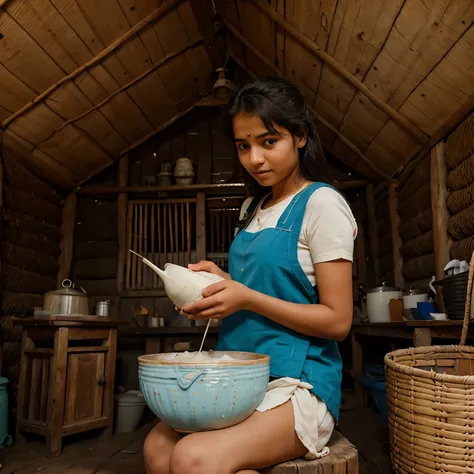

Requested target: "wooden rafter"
[
  {"left": 75, "top": 103, "right": 197, "bottom": 188},
  {"left": 76, "top": 179, "right": 367, "bottom": 195},
  {"left": 1, "top": 0, "right": 184, "bottom": 129},
  {"left": 35, "top": 37, "right": 204, "bottom": 147},
  {"left": 225, "top": 24, "right": 391, "bottom": 180},
  {"left": 375, "top": 90, "right": 474, "bottom": 195},
  {"left": 251, "top": 0, "right": 430, "bottom": 146}
]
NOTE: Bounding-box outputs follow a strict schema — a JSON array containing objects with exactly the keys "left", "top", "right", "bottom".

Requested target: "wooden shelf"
[{"left": 75, "top": 183, "right": 245, "bottom": 195}]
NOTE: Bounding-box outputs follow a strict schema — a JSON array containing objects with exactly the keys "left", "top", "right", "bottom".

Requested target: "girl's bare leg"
[
  {"left": 169, "top": 400, "right": 307, "bottom": 474},
  {"left": 143, "top": 421, "right": 181, "bottom": 474}
]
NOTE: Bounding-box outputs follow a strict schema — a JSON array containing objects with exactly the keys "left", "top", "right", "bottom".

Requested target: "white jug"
[{"left": 130, "top": 251, "right": 223, "bottom": 308}]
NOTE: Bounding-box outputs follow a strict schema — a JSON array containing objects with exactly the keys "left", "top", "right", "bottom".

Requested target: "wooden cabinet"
[{"left": 14, "top": 316, "right": 122, "bottom": 458}]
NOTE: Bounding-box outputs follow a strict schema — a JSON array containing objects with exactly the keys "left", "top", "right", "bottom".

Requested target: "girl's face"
[{"left": 232, "top": 113, "right": 306, "bottom": 188}]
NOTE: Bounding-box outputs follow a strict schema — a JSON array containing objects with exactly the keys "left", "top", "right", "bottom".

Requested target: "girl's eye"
[
  {"left": 237, "top": 143, "right": 248, "bottom": 151},
  {"left": 264, "top": 138, "right": 277, "bottom": 146}
]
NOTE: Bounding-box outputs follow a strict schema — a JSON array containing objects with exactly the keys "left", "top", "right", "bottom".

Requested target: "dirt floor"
[{"left": 0, "top": 407, "right": 393, "bottom": 474}]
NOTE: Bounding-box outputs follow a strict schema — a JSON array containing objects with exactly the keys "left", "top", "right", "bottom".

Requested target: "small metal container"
[{"left": 96, "top": 300, "right": 111, "bottom": 317}]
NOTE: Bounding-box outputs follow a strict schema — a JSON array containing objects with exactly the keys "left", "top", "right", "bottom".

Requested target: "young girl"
[{"left": 143, "top": 76, "right": 357, "bottom": 474}]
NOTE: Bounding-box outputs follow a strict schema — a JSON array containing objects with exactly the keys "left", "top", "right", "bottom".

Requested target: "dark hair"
[{"left": 229, "top": 76, "right": 330, "bottom": 199}]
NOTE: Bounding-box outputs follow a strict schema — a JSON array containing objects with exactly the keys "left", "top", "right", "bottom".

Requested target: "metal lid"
[
  {"left": 367, "top": 282, "right": 401, "bottom": 294},
  {"left": 46, "top": 279, "right": 87, "bottom": 297},
  {"left": 406, "top": 286, "right": 426, "bottom": 295}
]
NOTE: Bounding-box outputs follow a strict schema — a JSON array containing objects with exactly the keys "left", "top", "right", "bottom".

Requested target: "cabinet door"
[{"left": 64, "top": 352, "right": 105, "bottom": 425}]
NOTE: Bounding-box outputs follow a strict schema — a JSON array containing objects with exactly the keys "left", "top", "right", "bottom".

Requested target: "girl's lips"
[{"left": 253, "top": 170, "right": 272, "bottom": 176}]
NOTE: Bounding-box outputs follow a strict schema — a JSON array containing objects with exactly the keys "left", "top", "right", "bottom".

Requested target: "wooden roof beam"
[
  {"left": 375, "top": 90, "right": 474, "bottom": 196},
  {"left": 1, "top": 0, "right": 184, "bottom": 129},
  {"left": 251, "top": 0, "right": 429, "bottom": 146},
  {"left": 75, "top": 102, "right": 197, "bottom": 188},
  {"left": 35, "top": 37, "right": 204, "bottom": 147},
  {"left": 225, "top": 24, "right": 392, "bottom": 180}
]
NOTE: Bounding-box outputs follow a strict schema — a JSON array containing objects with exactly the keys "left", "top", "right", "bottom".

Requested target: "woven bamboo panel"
[
  {"left": 2, "top": 243, "right": 59, "bottom": 276},
  {"left": 399, "top": 209, "right": 433, "bottom": 242},
  {"left": 401, "top": 231, "right": 433, "bottom": 261},
  {"left": 448, "top": 203, "right": 474, "bottom": 241},
  {"left": 1, "top": 316, "right": 22, "bottom": 342},
  {"left": 2, "top": 228, "right": 59, "bottom": 258},
  {"left": 447, "top": 181, "right": 474, "bottom": 215},
  {"left": 447, "top": 153, "right": 474, "bottom": 190},
  {"left": 2, "top": 292, "right": 44, "bottom": 315},
  {"left": 402, "top": 253, "right": 435, "bottom": 282},
  {"left": 74, "top": 240, "right": 118, "bottom": 260},
  {"left": 5, "top": 209, "right": 61, "bottom": 242},
  {"left": 398, "top": 155, "right": 430, "bottom": 201},
  {"left": 445, "top": 112, "right": 474, "bottom": 169},
  {"left": 398, "top": 182, "right": 431, "bottom": 222},
  {"left": 3, "top": 149, "right": 62, "bottom": 205},
  {"left": 451, "top": 237, "right": 474, "bottom": 261},
  {"left": 4, "top": 187, "right": 61, "bottom": 226},
  {"left": 2, "top": 264, "right": 56, "bottom": 294}
]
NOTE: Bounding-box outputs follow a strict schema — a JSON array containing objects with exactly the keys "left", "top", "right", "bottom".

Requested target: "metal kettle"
[{"left": 43, "top": 279, "right": 89, "bottom": 315}]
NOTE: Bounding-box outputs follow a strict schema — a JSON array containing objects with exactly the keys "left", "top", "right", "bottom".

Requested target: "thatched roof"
[{"left": 0, "top": 0, "right": 473, "bottom": 190}]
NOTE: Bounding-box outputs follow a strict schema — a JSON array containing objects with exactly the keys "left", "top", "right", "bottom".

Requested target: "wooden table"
[
  {"left": 120, "top": 326, "right": 220, "bottom": 354},
  {"left": 13, "top": 316, "right": 126, "bottom": 458},
  {"left": 351, "top": 319, "right": 472, "bottom": 407}
]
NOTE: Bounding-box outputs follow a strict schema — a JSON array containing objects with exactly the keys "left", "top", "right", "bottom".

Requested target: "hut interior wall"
[
  {"left": 374, "top": 190, "right": 394, "bottom": 286},
  {"left": 0, "top": 133, "right": 62, "bottom": 411},
  {"left": 129, "top": 107, "right": 239, "bottom": 187},
  {"left": 71, "top": 195, "right": 118, "bottom": 309},
  {"left": 445, "top": 111, "right": 474, "bottom": 262},
  {"left": 397, "top": 155, "right": 434, "bottom": 291}
]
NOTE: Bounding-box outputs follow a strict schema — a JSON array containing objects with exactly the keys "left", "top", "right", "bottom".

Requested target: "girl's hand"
[
  {"left": 181, "top": 280, "right": 252, "bottom": 320},
  {"left": 188, "top": 261, "right": 231, "bottom": 280}
]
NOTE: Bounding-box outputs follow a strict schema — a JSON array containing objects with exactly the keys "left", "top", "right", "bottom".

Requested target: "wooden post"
[
  {"left": 57, "top": 193, "right": 77, "bottom": 286},
  {"left": 0, "top": 130, "right": 3, "bottom": 376},
  {"left": 366, "top": 185, "right": 380, "bottom": 284},
  {"left": 117, "top": 155, "right": 129, "bottom": 293},
  {"left": 430, "top": 142, "right": 450, "bottom": 280},
  {"left": 430, "top": 142, "right": 450, "bottom": 310},
  {"left": 196, "top": 192, "right": 206, "bottom": 263},
  {"left": 388, "top": 183, "right": 404, "bottom": 289}
]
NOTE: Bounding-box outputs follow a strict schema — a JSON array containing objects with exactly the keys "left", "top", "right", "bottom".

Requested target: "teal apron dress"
[{"left": 215, "top": 182, "right": 343, "bottom": 422}]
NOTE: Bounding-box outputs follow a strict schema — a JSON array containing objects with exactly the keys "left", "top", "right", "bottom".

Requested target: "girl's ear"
[{"left": 295, "top": 131, "right": 307, "bottom": 149}]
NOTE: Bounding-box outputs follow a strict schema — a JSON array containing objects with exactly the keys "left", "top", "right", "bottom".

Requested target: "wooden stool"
[
  {"left": 265, "top": 431, "right": 358, "bottom": 473},
  {"left": 13, "top": 316, "right": 124, "bottom": 458}
]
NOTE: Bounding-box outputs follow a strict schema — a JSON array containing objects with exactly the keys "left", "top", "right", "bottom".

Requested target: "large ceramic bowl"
[{"left": 138, "top": 351, "right": 270, "bottom": 433}]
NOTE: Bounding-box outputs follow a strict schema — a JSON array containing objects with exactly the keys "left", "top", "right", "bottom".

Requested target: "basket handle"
[{"left": 460, "top": 250, "right": 474, "bottom": 345}]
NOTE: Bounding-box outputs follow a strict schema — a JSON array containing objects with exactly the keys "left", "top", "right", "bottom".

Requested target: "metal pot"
[
  {"left": 43, "top": 279, "right": 89, "bottom": 316},
  {"left": 96, "top": 300, "right": 111, "bottom": 317},
  {"left": 402, "top": 286, "right": 428, "bottom": 309},
  {"left": 366, "top": 282, "right": 402, "bottom": 323}
]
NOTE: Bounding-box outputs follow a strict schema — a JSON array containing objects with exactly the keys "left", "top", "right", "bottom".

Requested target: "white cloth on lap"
[{"left": 256, "top": 377, "right": 335, "bottom": 460}]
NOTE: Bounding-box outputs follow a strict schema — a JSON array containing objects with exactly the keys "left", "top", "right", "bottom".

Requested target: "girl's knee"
[
  {"left": 143, "top": 430, "right": 172, "bottom": 474},
  {"left": 170, "top": 436, "right": 224, "bottom": 474}
]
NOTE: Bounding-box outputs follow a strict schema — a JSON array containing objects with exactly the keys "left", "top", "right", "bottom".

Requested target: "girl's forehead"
[{"left": 232, "top": 113, "right": 285, "bottom": 138}]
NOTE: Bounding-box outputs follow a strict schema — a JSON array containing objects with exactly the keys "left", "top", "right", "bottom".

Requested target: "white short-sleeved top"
[{"left": 237, "top": 186, "right": 358, "bottom": 287}]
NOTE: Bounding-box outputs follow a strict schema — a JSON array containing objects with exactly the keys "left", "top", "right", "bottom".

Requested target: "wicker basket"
[{"left": 385, "top": 251, "right": 474, "bottom": 474}]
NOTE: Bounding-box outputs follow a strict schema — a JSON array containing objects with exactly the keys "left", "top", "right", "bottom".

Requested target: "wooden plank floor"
[
  {"left": 0, "top": 423, "right": 155, "bottom": 474},
  {"left": 339, "top": 407, "right": 393, "bottom": 474},
  {"left": 1, "top": 408, "right": 392, "bottom": 474}
]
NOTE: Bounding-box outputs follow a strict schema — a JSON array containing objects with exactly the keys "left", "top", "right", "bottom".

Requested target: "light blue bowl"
[{"left": 138, "top": 351, "right": 270, "bottom": 433}]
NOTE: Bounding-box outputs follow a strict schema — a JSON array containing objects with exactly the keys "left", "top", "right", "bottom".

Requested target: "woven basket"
[{"left": 385, "top": 250, "right": 474, "bottom": 474}]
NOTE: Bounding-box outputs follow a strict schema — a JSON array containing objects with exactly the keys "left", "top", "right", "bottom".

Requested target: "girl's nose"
[{"left": 249, "top": 147, "right": 265, "bottom": 166}]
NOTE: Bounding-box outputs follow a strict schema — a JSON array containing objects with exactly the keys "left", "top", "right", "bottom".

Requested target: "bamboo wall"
[
  {"left": 129, "top": 107, "right": 238, "bottom": 186},
  {"left": 1, "top": 135, "right": 62, "bottom": 406},
  {"left": 445, "top": 112, "right": 474, "bottom": 261},
  {"left": 375, "top": 190, "right": 394, "bottom": 285},
  {"left": 398, "top": 156, "right": 434, "bottom": 290},
  {"left": 71, "top": 197, "right": 118, "bottom": 301}
]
